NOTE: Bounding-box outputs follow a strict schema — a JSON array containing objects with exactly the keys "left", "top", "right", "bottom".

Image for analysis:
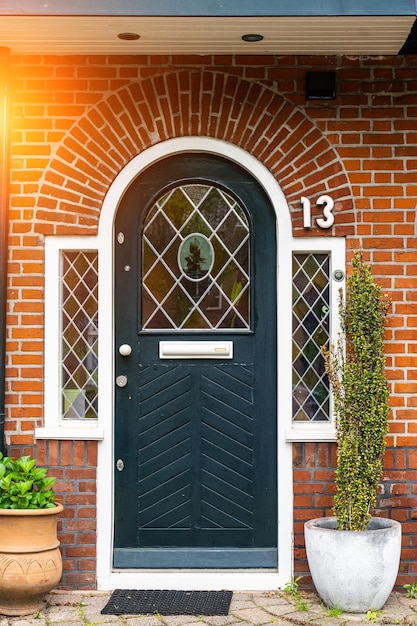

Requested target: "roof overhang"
[{"left": 0, "top": 0, "right": 416, "bottom": 56}]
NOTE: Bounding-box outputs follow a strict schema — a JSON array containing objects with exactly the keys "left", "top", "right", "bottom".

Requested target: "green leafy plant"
[
  {"left": 326, "top": 606, "right": 344, "bottom": 617},
  {"left": 403, "top": 581, "right": 417, "bottom": 599},
  {"left": 0, "top": 453, "right": 56, "bottom": 509},
  {"left": 283, "top": 576, "right": 308, "bottom": 611},
  {"left": 366, "top": 609, "right": 380, "bottom": 622},
  {"left": 284, "top": 576, "right": 302, "bottom": 596},
  {"left": 321, "top": 252, "right": 391, "bottom": 531}
]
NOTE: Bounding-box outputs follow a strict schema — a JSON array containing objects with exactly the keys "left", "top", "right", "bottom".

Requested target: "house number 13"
[{"left": 301, "top": 195, "right": 335, "bottom": 229}]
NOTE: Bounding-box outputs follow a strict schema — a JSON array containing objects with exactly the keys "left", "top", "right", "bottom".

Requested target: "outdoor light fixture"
[
  {"left": 117, "top": 32, "right": 140, "bottom": 41},
  {"left": 241, "top": 34, "right": 264, "bottom": 42},
  {"left": 306, "top": 71, "right": 336, "bottom": 100}
]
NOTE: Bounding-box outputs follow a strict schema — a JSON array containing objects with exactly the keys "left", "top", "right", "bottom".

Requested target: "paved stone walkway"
[{"left": 1, "top": 589, "right": 417, "bottom": 626}]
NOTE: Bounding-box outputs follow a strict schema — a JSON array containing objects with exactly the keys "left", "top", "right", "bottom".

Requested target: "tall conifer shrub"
[{"left": 321, "top": 252, "right": 391, "bottom": 531}]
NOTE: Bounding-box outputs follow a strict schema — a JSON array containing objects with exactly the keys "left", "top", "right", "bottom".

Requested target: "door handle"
[
  {"left": 119, "top": 344, "right": 132, "bottom": 356},
  {"left": 116, "top": 375, "right": 128, "bottom": 387}
]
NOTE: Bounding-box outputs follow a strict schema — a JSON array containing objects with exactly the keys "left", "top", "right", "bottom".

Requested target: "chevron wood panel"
[
  {"left": 201, "top": 364, "right": 254, "bottom": 530},
  {"left": 138, "top": 365, "right": 194, "bottom": 529},
  {"left": 137, "top": 363, "right": 255, "bottom": 534}
]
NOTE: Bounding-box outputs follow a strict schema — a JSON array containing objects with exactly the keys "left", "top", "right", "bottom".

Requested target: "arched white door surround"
[{"left": 96, "top": 137, "right": 293, "bottom": 590}]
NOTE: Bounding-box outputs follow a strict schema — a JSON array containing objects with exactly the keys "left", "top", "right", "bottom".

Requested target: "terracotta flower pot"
[{"left": 0, "top": 503, "right": 63, "bottom": 616}]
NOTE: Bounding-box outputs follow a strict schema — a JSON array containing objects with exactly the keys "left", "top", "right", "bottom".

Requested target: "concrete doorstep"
[{"left": 0, "top": 589, "right": 417, "bottom": 626}]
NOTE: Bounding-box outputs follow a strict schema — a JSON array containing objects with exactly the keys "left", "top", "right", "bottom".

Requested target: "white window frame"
[
  {"left": 35, "top": 236, "right": 104, "bottom": 441},
  {"left": 285, "top": 236, "right": 346, "bottom": 443}
]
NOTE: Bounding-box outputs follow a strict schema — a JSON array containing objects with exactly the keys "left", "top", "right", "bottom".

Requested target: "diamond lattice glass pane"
[
  {"left": 143, "top": 241, "right": 157, "bottom": 275},
  {"left": 162, "top": 188, "right": 195, "bottom": 229},
  {"left": 163, "top": 285, "right": 194, "bottom": 326},
  {"left": 211, "top": 236, "right": 230, "bottom": 277},
  {"left": 292, "top": 253, "right": 330, "bottom": 422},
  {"left": 293, "top": 299, "right": 309, "bottom": 322},
  {"left": 162, "top": 239, "right": 181, "bottom": 277},
  {"left": 235, "top": 245, "right": 249, "bottom": 275},
  {"left": 198, "top": 188, "right": 231, "bottom": 229},
  {"left": 182, "top": 185, "right": 210, "bottom": 206},
  {"left": 180, "top": 211, "right": 212, "bottom": 238},
  {"left": 62, "top": 295, "right": 79, "bottom": 319},
  {"left": 179, "top": 275, "right": 211, "bottom": 305},
  {"left": 64, "top": 267, "right": 80, "bottom": 291},
  {"left": 144, "top": 262, "right": 176, "bottom": 303},
  {"left": 142, "top": 290, "right": 158, "bottom": 326},
  {"left": 220, "top": 309, "right": 247, "bottom": 329},
  {"left": 145, "top": 213, "right": 176, "bottom": 253},
  {"left": 147, "top": 306, "right": 176, "bottom": 329},
  {"left": 200, "top": 285, "right": 227, "bottom": 325},
  {"left": 142, "top": 184, "right": 250, "bottom": 330},
  {"left": 182, "top": 308, "right": 211, "bottom": 330},
  {"left": 216, "top": 213, "right": 247, "bottom": 254},
  {"left": 61, "top": 251, "right": 98, "bottom": 420}
]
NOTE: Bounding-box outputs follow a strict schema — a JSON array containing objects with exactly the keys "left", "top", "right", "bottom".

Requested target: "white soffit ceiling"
[{"left": 0, "top": 15, "right": 414, "bottom": 55}]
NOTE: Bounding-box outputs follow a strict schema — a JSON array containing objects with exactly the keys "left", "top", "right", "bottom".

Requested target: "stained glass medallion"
[
  {"left": 142, "top": 184, "right": 250, "bottom": 330},
  {"left": 178, "top": 233, "right": 214, "bottom": 281}
]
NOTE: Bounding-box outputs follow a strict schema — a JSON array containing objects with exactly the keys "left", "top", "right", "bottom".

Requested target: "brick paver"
[{"left": 0, "top": 590, "right": 416, "bottom": 625}]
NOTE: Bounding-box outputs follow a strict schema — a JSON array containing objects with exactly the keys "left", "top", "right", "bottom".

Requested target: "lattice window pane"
[
  {"left": 142, "top": 184, "right": 250, "bottom": 331},
  {"left": 61, "top": 251, "right": 98, "bottom": 419},
  {"left": 292, "top": 253, "right": 330, "bottom": 422}
]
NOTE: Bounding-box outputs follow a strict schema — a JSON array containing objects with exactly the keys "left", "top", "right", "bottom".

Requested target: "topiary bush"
[{"left": 321, "top": 252, "right": 391, "bottom": 531}]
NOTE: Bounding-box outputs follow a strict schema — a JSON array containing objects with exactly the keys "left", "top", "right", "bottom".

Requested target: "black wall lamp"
[{"left": 305, "top": 71, "right": 336, "bottom": 100}]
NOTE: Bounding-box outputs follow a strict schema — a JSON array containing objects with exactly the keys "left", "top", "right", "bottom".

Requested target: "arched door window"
[{"left": 142, "top": 184, "right": 250, "bottom": 331}]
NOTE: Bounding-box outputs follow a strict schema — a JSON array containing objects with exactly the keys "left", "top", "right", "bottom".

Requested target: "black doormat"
[{"left": 101, "top": 589, "right": 233, "bottom": 616}]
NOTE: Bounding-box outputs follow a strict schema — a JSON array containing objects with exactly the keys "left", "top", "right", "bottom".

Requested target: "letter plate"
[{"left": 159, "top": 341, "right": 233, "bottom": 359}]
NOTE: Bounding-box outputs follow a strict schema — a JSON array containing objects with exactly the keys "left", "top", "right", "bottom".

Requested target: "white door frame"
[{"left": 96, "top": 137, "right": 294, "bottom": 590}]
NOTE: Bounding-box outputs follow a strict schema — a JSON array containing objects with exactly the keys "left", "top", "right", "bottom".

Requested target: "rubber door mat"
[{"left": 101, "top": 589, "right": 233, "bottom": 615}]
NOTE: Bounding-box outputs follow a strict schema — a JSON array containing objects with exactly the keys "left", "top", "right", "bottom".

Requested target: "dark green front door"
[{"left": 113, "top": 154, "right": 277, "bottom": 568}]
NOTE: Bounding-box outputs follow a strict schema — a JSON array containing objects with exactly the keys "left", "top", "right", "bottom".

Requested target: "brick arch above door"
[{"left": 35, "top": 68, "right": 354, "bottom": 236}]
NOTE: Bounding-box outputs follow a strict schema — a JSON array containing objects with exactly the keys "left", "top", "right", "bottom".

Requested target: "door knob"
[
  {"left": 116, "top": 375, "right": 128, "bottom": 387},
  {"left": 119, "top": 344, "right": 132, "bottom": 356}
]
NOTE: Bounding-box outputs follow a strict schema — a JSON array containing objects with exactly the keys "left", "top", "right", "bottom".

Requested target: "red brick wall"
[
  {"left": 9, "top": 440, "right": 97, "bottom": 589},
  {"left": 5, "top": 53, "right": 417, "bottom": 588},
  {"left": 293, "top": 444, "right": 417, "bottom": 588}
]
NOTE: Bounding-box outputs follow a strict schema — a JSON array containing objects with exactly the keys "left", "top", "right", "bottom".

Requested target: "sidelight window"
[
  {"left": 288, "top": 238, "right": 346, "bottom": 438},
  {"left": 61, "top": 251, "right": 98, "bottom": 420},
  {"left": 292, "top": 253, "right": 330, "bottom": 422},
  {"left": 38, "top": 236, "right": 103, "bottom": 440}
]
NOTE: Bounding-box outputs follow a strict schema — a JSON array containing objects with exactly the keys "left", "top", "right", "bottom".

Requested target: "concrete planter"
[{"left": 304, "top": 517, "right": 401, "bottom": 613}]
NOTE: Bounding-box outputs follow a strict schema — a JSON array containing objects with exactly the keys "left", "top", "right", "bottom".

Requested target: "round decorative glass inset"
[{"left": 178, "top": 233, "right": 214, "bottom": 282}]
